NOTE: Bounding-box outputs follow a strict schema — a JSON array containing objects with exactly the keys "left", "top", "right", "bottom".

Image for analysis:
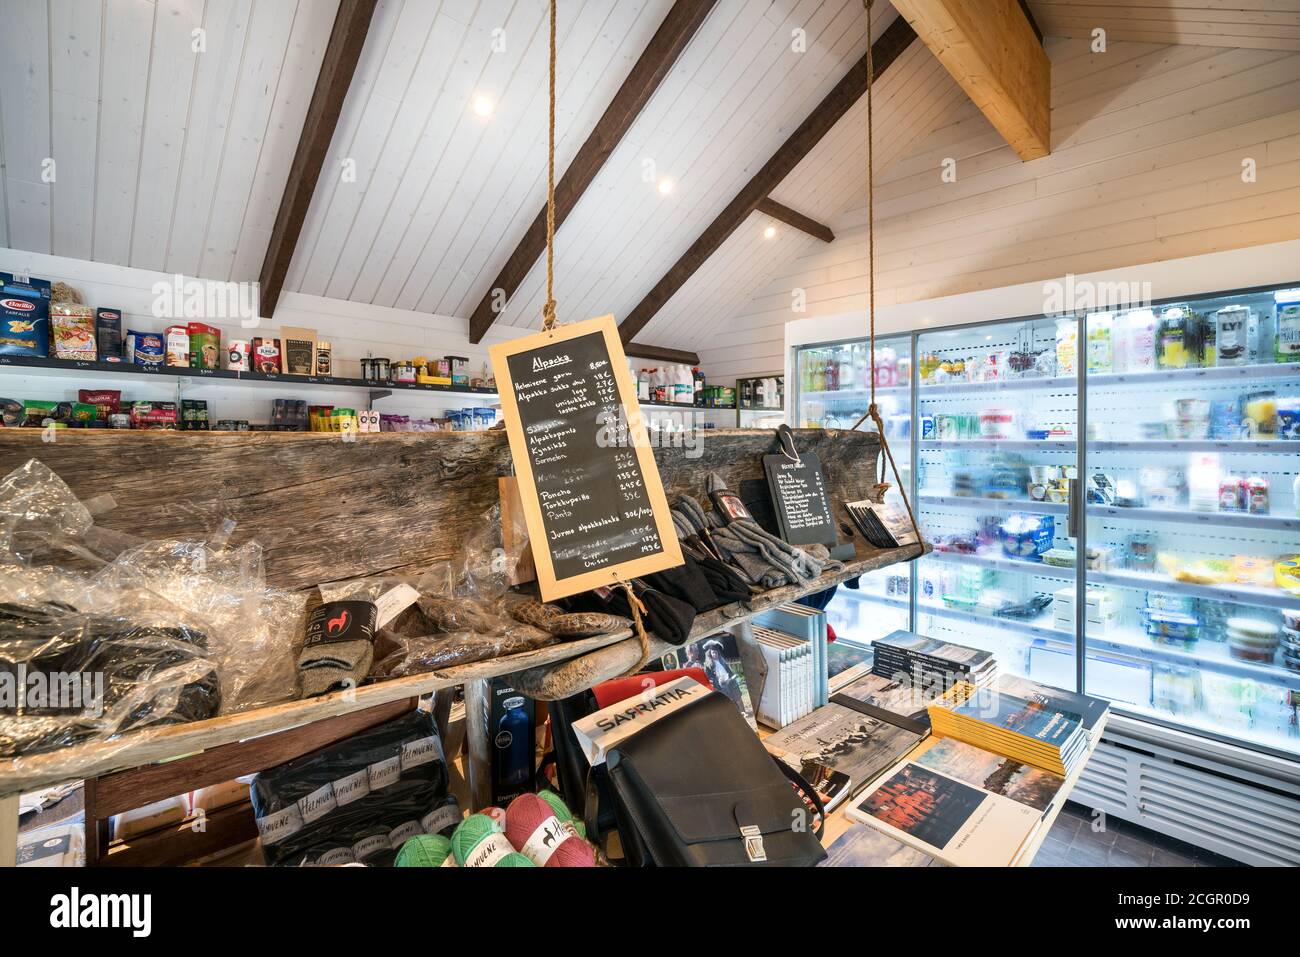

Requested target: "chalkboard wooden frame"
[{"left": 490, "top": 314, "right": 683, "bottom": 601}]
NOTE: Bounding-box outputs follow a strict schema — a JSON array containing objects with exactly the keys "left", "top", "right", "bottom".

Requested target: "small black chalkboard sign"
[{"left": 763, "top": 427, "right": 837, "bottom": 546}]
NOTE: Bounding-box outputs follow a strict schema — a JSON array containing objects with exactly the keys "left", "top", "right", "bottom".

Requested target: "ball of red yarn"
[{"left": 505, "top": 793, "right": 595, "bottom": 867}]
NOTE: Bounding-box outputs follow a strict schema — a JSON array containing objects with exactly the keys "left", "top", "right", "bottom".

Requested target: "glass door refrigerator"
[
  {"left": 914, "top": 314, "right": 1081, "bottom": 690},
  {"left": 793, "top": 334, "right": 913, "bottom": 672},
  {"left": 1082, "top": 286, "right": 1300, "bottom": 758},
  {"left": 791, "top": 281, "right": 1300, "bottom": 760}
]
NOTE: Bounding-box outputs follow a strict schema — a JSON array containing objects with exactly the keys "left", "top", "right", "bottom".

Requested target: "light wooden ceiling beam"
[{"left": 891, "top": 0, "right": 1050, "bottom": 161}]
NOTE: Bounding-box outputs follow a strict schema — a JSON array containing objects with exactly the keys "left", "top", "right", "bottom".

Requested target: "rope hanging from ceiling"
[{"left": 849, "top": 0, "right": 925, "bottom": 553}]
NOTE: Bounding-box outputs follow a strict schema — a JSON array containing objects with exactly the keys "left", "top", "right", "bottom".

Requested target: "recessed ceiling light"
[
  {"left": 472, "top": 95, "right": 494, "bottom": 117},
  {"left": 763, "top": 225, "right": 777, "bottom": 239},
  {"left": 657, "top": 178, "right": 674, "bottom": 195}
]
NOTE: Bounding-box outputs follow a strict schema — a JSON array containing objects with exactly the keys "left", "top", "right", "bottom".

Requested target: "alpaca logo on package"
[{"left": 326, "top": 610, "right": 351, "bottom": 636}]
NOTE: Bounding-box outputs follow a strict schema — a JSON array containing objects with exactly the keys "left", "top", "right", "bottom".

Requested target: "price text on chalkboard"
[
  {"left": 764, "top": 450, "right": 837, "bottom": 546},
  {"left": 490, "top": 315, "right": 682, "bottom": 600}
]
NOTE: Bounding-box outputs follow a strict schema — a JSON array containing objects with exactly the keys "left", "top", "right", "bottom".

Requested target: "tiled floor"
[{"left": 1032, "top": 801, "right": 1245, "bottom": 867}]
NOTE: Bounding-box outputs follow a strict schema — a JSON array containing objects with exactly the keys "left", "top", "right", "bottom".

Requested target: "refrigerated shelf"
[
  {"left": 918, "top": 438, "right": 1297, "bottom": 453},
  {"left": 916, "top": 360, "right": 1300, "bottom": 397},
  {"left": 915, "top": 600, "right": 1296, "bottom": 686},
  {"left": 924, "top": 550, "right": 1300, "bottom": 611},
  {"left": 919, "top": 494, "right": 1300, "bottom": 532}
]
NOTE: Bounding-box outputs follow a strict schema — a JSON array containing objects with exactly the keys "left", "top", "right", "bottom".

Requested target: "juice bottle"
[
  {"left": 1125, "top": 308, "right": 1157, "bottom": 371},
  {"left": 1157, "top": 306, "right": 1190, "bottom": 369},
  {"left": 1276, "top": 288, "right": 1300, "bottom": 362},
  {"left": 1055, "top": 317, "right": 1078, "bottom": 376},
  {"left": 1086, "top": 312, "right": 1113, "bottom": 373}
]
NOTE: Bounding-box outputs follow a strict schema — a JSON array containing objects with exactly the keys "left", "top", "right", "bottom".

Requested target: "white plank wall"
[
  {"left": 700, "top": 36, "right": 1300, "bottom": 386},
  {"left": 1029, "top": 0, "right": 1300, "bottom": 52}
]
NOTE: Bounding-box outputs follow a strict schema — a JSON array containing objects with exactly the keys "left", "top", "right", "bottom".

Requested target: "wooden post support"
[
  {"left": 463, "top": 680, "right": 493, "bottom": 813},
  {"left": 0, "top": 792, "right": 17, "bottom": 867}
]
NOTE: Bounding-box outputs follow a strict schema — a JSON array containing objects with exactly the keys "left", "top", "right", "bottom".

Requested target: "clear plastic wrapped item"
[
  {"left": 249, "top": 710, "right": 460, "bottom": 866},
  {"left": 0, "top": 458, "right": 305, "bottom": 771}
]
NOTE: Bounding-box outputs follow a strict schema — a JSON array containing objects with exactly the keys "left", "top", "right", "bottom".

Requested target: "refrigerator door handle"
[{"left": 1068, "top": 477, "right": 1080, "bottom": 539}]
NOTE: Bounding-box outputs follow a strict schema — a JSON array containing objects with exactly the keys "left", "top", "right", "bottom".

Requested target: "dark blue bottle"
[{"left": 495, "top": 695, "right": 532, "bottom": 792}]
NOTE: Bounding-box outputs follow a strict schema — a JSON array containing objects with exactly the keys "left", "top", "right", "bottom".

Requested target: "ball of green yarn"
[
  {"left": 538, "top": 789, "right": 586, "bottom": 840},
  {"left": 451, "top": 813, "right": 535, "bottom": 867},
  {"left": 395, "top": 834, "right": 453, "bottom": 868}
]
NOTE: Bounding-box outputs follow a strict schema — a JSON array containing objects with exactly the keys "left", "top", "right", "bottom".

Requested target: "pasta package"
[{"left": 50, "top": 304, "right": 97, "bottom": 360}]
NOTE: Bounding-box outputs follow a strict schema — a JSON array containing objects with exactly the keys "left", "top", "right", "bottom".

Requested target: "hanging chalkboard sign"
[
  {"left": 490, "top": 315, "right": 682, "bottom": 601},
  {"left": 764, "top": 427, "right": 837, "bottom": 546}
]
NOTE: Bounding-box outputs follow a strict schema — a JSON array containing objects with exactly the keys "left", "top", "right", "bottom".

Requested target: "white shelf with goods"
[
  {"left": 919, "top": 438, "right": 1076, "bottom": 451},
  {"left": 0, "top": 354, "right": 499, "bottom": 399},
  {"left": 915, "top": 360, "right": 1300, "bottom": 399},
  {"left": 915, "top": 600, "right": 1298, "bottom": 686},
  {"left": 919, "top": 493, "right": 1300, "bottom": 533},
  {"left": 800, "top": 384, "right": 910, "bottom": 402},
  {"left": 923, "top": 549, "right": 1300, "bottom": 611},
  {"left": 918, "top": 438, "right": 1297, "bottom": 454},
  {"left": 919, "top": 493, "right": 1067, "bottom": 516}
]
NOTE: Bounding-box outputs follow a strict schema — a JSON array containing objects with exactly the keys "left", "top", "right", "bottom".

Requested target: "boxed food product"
[
  {"left": 50, "top": 303, "right": 97, "bottom": 360},
  {"left": 165, "top": 325, "right": 190, "bottom": 367},
  {"left": 999, "top": 513, "right": 1055, "bottom": 561},
  {"left": 22, "top": 400, "right": 58, "bottom": 427},
  {"left": 96, "top": 308, "right": 123, "bottom": 359},
  {"left": 1276, "top": 288, "right": 1300, "bottom": 362},
  {"left": 281, "top": 326, "right": 317, "bottom": 375},
  {"left": 0, "top": 272, "right": 51, "bottom": 356},
  {"left": 78, "top": 389, "right": 121, "bottom": 420},
  {"left": 181, "top": 399, "right": 210, "bottom": 431},
  {"left": 126, "top": 330, "right": 165, "bottom": 367},
  {"left": 130, "top": 401, "right": 178, "bottom": 429},
  {"left": 252, "top": 337, "right": 282, "bottom": 374},
  {"left": 188, "top": 322, "right": 221, "bottom": 370}
]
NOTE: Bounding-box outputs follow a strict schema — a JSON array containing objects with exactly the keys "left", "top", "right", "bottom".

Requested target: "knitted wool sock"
[{"left": 297, "top": 600, "right": 378, "bottom": 698}]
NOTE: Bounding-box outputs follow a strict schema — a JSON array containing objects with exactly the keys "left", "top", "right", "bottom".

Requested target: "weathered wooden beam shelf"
[
  {"left": 0, "top": 542, "right": 921, "bottom": 799},
  {"left": 0, "top": 426, "right": 921, "bottom": 800}
]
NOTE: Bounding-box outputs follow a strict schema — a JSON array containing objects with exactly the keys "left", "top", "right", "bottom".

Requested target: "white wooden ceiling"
[
  {"left": 0, "top": 0, "right": 341, "bottom": 277},
  {"left": 1028, "top": 1, "right": 1300, "bottom": 51},
  {"left": 3, "top": 0, "right": 1295, "bottom": 355}
]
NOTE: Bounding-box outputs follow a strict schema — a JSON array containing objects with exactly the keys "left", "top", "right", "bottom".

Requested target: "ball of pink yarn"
[{"left": 505, "top": 793, "right": 595, "bottom": 867}]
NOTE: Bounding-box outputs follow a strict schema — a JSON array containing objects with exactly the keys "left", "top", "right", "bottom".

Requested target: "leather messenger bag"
[{"left": 601, "top": 690, "right": 827, "bottom": 867}]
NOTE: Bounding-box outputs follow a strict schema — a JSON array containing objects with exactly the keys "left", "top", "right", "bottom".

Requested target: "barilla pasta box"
[{"left": 0, "top": 272, "right": 51, "bottom": 357}]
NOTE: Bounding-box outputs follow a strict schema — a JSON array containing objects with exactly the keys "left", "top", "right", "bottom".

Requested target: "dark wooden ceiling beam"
[
  {"left": 755, "top": 198, "right": 834, "bottom": 243},
  {"left": 257, "top": 0, "right": 378, "bottom": 319},
  {"left": 625, "top": 343, "right": 701, "bottom": 366},
  {"left": 619, "top": 14, "right": 916, "bottom": 346},
  {"left": 467, "top": 0, "right": 719, "bottom": 344}
]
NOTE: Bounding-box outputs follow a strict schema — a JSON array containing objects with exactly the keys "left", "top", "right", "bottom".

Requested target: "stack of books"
[
  {"left": 871, "top": 631, "right": 997, "bottom": 693},
  {"left": 844, "top": 500, "right": 920, "bottom": 548},
  {"left": 749, "top": 624, "right": 816, "bottom": 727},
  {"left": 753, "top": 603, "right": 828, "bottom": 708},
  {"left": 927, "top": 677, "right": 1107, "bottom": 777}
]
